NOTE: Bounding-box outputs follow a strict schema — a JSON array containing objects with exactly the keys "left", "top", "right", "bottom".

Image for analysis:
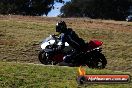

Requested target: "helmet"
[{"left": 56, "top": 21, "right": 67, "bottom": 33}]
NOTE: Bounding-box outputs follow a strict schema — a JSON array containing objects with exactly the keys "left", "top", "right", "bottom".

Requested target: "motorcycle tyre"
[
  {"left": 38, "top": 50, "right": 48, "bottom": 65},
  {"left": 87, "top": 53, "right": 107, "bottom": 69}
]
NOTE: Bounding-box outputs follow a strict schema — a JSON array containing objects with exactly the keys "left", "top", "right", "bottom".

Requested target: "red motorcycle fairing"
[
  {"left": 52, "top": 54, "right": 64, "bottom": 63},
  {"left": 50, "top": 40, "right": 103, "bottom": 63},
  {"left": 88, "top": 40, "right": 103, "bottom": 49}
]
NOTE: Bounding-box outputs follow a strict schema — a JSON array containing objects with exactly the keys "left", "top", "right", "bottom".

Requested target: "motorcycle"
[{"left": 38, "top": 34, "right": 107, "bottom": 69}]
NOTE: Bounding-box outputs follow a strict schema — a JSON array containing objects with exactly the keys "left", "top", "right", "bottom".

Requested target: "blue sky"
[{"left": 48, "top": 0, "right": 71, "bottom": 17}]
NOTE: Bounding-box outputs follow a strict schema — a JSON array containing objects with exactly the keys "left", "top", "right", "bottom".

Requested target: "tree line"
[
  {"left": 0, "top": 0, "right": 132, "bottom": 20},
  {"left": 0, "top": 0, "right": 63, "bottom": 16},
  {"left": 61, "top": 0, "right": 132, "bottom": 20}
]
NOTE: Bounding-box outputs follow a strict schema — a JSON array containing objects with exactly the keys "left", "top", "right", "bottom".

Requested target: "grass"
[
  {"left": 0, "top": 62, "right": 131, "bottom": 88},
  {"left": 0, "top": 19, "right": 55, "bottom": 63},
  {"left": 0, "top": 15, "right": 132, "bottom": 87}
]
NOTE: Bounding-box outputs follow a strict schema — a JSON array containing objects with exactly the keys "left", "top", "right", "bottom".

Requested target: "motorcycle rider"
[{"left": 55, "top": 21, "right": 86, "bottom": 66}]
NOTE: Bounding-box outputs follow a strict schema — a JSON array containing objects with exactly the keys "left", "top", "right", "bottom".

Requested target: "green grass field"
[
  {"left": 0, "top": 15, "right": 132, "bottom": 87},
  {"left": 0, "top": 62, "right": 131, "bottom": 88}
]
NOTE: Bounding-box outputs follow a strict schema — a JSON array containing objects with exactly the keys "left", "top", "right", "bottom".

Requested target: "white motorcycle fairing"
[{"left": 40, "top": 35, "right": 71, "bottom": 51}]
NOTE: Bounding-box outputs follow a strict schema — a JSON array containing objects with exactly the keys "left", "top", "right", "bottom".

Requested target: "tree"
[
  {"left": 61, "top": 0, "right": 132, "bottom": 20},
  {"left": 0, "top": 0, "right": 64, "bottom": 16}
]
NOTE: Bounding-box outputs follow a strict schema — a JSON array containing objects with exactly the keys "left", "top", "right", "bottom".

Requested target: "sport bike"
[{"left": 38, "top": 34, "right": 107, "bottom": 69}]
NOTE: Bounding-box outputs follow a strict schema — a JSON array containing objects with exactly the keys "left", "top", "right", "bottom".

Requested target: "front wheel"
[
  {"left": 87, "top": 53, "right": 107, "bottom": 69},
  {"left": 38, "top": 50, "right": 61, "bottom": 65},
  {"left": 38, "top": 50, "right": 49, "bottom": 65}
]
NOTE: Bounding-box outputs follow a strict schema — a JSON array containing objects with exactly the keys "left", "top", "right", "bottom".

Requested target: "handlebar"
[
  {"left": 50, "top": 34, "right": 59, "bottom": 44},
  {"left": 51, "top": 34, "right": 60, "bottom": 39}
]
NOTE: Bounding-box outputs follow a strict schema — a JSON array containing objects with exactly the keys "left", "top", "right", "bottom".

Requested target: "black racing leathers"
[
  {"left": 60, "top": 28, "right": 85, "bottom": 50},
  {"left": 58, "top": 28, "right": 86, "bottom": 63}
]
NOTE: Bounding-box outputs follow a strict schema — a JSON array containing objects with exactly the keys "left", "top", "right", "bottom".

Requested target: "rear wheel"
[{"left": 87, "top": 53, "right": 107, "bottom": 69}]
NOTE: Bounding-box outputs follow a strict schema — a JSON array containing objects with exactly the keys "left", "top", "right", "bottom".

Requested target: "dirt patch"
[{"left": 0, "top": 39, "right": 17, "bottom": 45}]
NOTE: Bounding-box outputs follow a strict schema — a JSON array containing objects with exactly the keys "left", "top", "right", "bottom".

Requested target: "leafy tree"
[
  {"left": 0, "top": 0, "right": 64, "bottom": 16},
  {"left": 61, "top": 0, "right": 132, "bottom": 20}
]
